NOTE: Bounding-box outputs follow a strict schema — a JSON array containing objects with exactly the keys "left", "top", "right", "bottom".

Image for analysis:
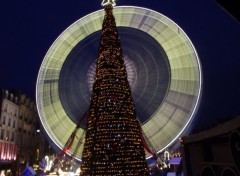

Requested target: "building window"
[
  {"left": 13, "top": 120, "right": 16, "bottom": 128},
  {"left": 8, "top": 118, "right": 11, "bottom": 126},
  {"left": 11, "top": 132, "right": 15, "bottom": 142},
  {"left": 6, "top": 131, "right": 9, "bottom": 140},
  {"left": 1, "top": 129, "right": 5, "bottom": 140},
  {"left": 3, "top": 116, "right": 5, "bottom": 125}
]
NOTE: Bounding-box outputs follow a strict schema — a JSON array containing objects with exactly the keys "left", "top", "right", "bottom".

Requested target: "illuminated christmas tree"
[{"left": 80, "top": 1, "right": 149, "bottom": 175}]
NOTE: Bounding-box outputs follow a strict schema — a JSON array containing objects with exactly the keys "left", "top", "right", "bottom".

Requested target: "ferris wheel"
[{"left": 36, "top": 6, "right": 202, "bottom": 160}]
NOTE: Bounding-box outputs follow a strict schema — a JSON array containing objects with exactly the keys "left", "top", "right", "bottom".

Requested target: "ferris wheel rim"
[{"left": 36, "top": 6, "right": 202, "bottom": 160}]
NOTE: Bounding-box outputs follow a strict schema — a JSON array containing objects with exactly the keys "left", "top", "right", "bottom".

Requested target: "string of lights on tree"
[{"left": 80, "top": 2, "right": 149, "bottom": 175}]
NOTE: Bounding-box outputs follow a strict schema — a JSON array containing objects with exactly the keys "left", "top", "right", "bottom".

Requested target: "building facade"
[
  {"left": 17, "top": 92, "right": 39, "bottom": 167},
  {"left": 0, "top": 89, "right": 44, "bottom": 174},
  {"left": 0, "top": 90, "right": 18, "bottom": 172},
  {"left": 182, "top": 116, "right": 240, "bottom": 176}
]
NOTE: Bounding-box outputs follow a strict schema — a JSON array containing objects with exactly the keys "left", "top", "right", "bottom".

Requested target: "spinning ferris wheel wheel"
[{"left": 36, "top": 5, "right": 202, "bottom": 160}]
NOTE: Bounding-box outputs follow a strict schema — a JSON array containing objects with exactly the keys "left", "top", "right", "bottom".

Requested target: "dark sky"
[{"left": 0, "top": 0, "right": 240, "bottom": 131}]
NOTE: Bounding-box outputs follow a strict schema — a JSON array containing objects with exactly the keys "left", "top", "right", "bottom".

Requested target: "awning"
[{"left": 169, "top": 157, "right": 182, "bottom": 165}]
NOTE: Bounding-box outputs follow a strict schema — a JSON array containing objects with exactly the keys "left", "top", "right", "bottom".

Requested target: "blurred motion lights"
[{"left": 36, "top": 6, "right": 202, "bottom": 160}]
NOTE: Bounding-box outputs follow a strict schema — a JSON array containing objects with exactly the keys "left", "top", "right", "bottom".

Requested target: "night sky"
[{"left": 1, "top": 0, "right": 240, "bottom": 132}]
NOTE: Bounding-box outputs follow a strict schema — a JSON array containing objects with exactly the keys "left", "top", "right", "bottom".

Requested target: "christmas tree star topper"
[{"left": 101, "top": 0, "right": 116, "bottom": 7}]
